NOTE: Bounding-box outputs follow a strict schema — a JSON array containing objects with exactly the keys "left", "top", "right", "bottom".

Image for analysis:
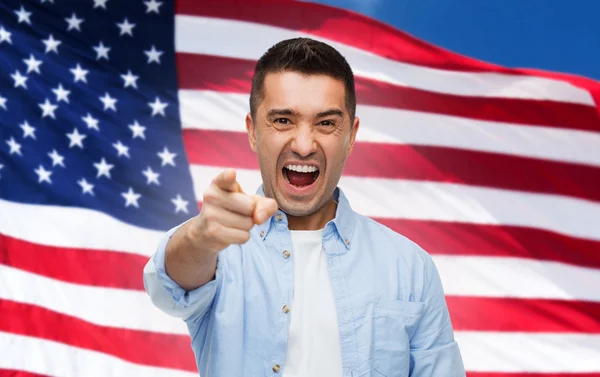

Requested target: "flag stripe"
[
  {"left": 372, "top": 219, "right": 600, "bottom": 269},
  {"left": 177, "top": 52, "right": 600, "bottom": 133},
  {"left": 190, "top": 165, "right": 600, "bottom": 241},
  {"left": 0, "top": 299, "right": 196, "bottom": 371},
  {"left": 183, "top": 128, "right": 600, "bottom": 203},
  {"left": 174, "top": 14, "right": 595, "bottom": 105},
  {"left": 0, "top": 264, "right": 188, "bottom": 335},
  {"left": 0, "top": 198, "right": 162, "bottom": 255},
  {"left": 179, "top": 90, "right": 600, "bottom": 168},
  {"left": 0, "top": 370, "right": 51, "bottom": 377},
  {"left": 0, "top": 233, "right": 146, "bottom": 290},
  {"left": 456, "top": 332, "right": 600, "bottom": 372},
  {"left": 0, "top": 332, "right": 197, "bottom": 377},
  {"left": 446, "top": 297, "right": 600, "bottom": 332}
]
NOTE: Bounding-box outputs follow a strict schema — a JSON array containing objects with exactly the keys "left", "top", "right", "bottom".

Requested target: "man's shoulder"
[{"left": 354, "top": 212, "right": 432, "bottom": 263}]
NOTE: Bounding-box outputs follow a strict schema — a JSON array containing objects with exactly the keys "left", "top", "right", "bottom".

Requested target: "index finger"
[{"left": 213, "top": 169, "right": 244, "bottom": 193}]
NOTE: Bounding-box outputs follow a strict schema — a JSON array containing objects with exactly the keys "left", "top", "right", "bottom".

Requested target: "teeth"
[{"left": 285, "top": 164, "right": 318, "bottom": 173}]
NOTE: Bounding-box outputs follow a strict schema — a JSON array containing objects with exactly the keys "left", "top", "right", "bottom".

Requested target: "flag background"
[{"left": 1, "top": 0, "right": 599, "bottom": 376}]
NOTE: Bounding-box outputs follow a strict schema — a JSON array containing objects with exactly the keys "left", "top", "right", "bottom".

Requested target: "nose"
[{"left": 290, "top": 124, "right": 317, "bottom": 157}]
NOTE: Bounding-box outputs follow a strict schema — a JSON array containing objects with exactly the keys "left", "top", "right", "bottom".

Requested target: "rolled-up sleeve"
[
  {"left": 410, "top": 252, "right": 466, "bottom": 377},
  {"left": 143, "top": 224, "right": 223, "bottom": 323}
]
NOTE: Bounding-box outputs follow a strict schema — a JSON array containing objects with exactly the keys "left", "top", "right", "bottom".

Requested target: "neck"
[{"left": 286, "top": 196, "right": 337, "bottom": 231}]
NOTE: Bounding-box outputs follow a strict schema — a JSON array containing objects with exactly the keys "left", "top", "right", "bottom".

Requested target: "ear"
[
  {"left": 246, "top": 112, "right": 257, "bottom": 153},
  {"left": 347, "top": 116, "right": 360, "bottom": 156}
]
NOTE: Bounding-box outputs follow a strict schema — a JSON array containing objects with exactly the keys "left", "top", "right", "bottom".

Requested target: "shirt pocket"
[{"left": 372, "top": 299, "right": 424, "bottom": 377}]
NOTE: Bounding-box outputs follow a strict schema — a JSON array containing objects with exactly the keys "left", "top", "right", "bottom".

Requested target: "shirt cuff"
[{"left": 143, "top": 224, "right": 221, "bottom": 321}]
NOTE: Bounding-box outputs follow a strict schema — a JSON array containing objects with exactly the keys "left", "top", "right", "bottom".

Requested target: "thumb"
[{"left": 252, "top": 196, "right": 278, "bottom": 224}]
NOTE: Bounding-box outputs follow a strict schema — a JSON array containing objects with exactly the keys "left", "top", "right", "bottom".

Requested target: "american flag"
[{"left": 1, "top": 0, "right": 599, "bottom": 376}]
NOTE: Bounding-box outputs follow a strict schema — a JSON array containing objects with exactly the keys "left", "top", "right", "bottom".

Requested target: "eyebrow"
[
  {"left": 315, "top": 109, "right": 344, "bottom": 118},
  {"left": 266, "top": 108, "right": 299, "bottom": 117}
]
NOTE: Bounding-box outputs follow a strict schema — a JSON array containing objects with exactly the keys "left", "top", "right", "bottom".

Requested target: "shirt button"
[
  {"left": 282, "top": 305, "right": 290, "bottom": 313},
  {"left": 275, "top": 213, "right": 283, "bottom": 221},
  {"left": 282, "top": 249, "right": 291, "bottom": 258},
  {"left": 272, "top": 364, "right": 281, "bottom": 373},
  {"left": 260, "top": 230, "right": 265, "bottom": 237},
  {"left": 345, "top": 239, "right": 351, "bottom": 246}
]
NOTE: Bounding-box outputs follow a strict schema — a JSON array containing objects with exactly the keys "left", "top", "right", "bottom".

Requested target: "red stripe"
[
  {"left": 182, "top": 129, "right": 600, "bottom": 204},
  {"left": 0, "top": 299, "right": 196, "bottom": 372},
  {"left": 0, "top": 233, "right": 146, "bottom": 290},
  {"left": 0, "top": 370, "right": 50, "bottom": 377},
  {"left": 177, "top": 53, "right": 600, "bottom": 132},
  {"left": 447, "top": 297, "right": 600, "bottom": 333},
  {"left": 372, "top": 218, "right": 600, "bottom": 270}
]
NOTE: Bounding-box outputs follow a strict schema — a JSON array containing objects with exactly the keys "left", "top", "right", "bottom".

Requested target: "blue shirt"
[{"left": 143, "top": 187, "right": 466, "bottom": 377}]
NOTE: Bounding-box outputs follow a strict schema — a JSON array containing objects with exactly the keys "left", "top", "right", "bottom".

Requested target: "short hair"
[{"left": 250, "top": 37, "right": 356, "bottom": 122}]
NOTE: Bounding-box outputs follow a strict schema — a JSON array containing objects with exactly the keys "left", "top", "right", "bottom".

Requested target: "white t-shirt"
[{"left": 282, "top": 229, "right": 343, "bottom": 377}]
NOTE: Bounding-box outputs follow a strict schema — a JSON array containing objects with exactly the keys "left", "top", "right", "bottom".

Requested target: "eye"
[
  {"left": 274, "top": 118, "right": 290, "bottom": 125},
  {"left": 319, "top": 120, "right": 335, "bottom": 126}
]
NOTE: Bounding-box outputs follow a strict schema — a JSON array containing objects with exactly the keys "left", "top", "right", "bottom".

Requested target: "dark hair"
[{"left": 250, "top": 37, "right": 356, "bottom": 122}]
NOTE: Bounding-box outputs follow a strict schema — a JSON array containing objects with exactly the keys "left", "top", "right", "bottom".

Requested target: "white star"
[
  {"left": 15, "top": 6, "right": 32, "bottom": 25},
  {"left": 11, "top": 70, "right": 28, "bottom": 89},
  {"left": 0, "top": 164, "right": 3, "bottom": 179},
  {"left": 23, "top": 54, "right": 42, "bottom": 74},
  {"left": 48, "top": 149, "right": 65, "bottom": 167},
  {"left": 122, "top": 187, "right": 141, "bottom": 208},
  {"left": 42, "top": 34, "right": 61, "bottom": 54},
  {"left": 0, "top": 26, "right": 12, "bottom": 44},
  {"left": 142, "top": 167, "right": 160, "bottom": 185},
  {"left": 144, "top": 0, "right": 163, "bottom": 14},
  {"left": 66, "top": 128, "right": 86, "bottom": 148},
  {"left": 70, "top": 64, "right": 89, "bottom": 83},
  {"left": 93, "top": 41, "right": 110, "bottom": 60},
  {"left": 93, "top": 0, "right": 109, "bottom": 9},
  {"left": 6, "top": 137, "right": 22, "bottom": 155},
  {"left": 78, "top": 178, "right": 94, "bottom": 195},
  {"left": 52, "top": 83, "right": 70, "bottom": 103},
  {"left": 20, "top": 121, "right": 36, "bottom": 139},
  {"left": 39, "top": 99, "right": 58, "bottom": 119},
  {"left": 82, "top": 113, "right": 99, "bottom": 131},
  {"left": 120, "top": 70, "right": 139, "bottom": 89},
  {"left": 65, "top": 13, "right": 84, "bottom": 31},
  {"left": 0, "top": 95, "right": 6, "bottom": 110},
  {"left": 94, "top": 158, "right": 114, "bottom": 178},
  {"left": 116, "top": 18, "right": 135, "bottom": 36},
  {"left": 144, "top": 45, "right": 163, "bottom": 64},
  {"left": 41, "top": 0, "right": 54, "bottom": 3},
  {"left": 34, "top": 165, "right": 52, "bottom": 184},
  {"left": 157, "top": 147, "right": 176, "bottom": 167},
  {"left": 148, "top": 97, "right": 168, "bottom": 116},
  {"left": 99, "top": 92, "right": 117, "bottom": 111},
  {"left": 128, "top": 120, "right": 146, "bottom": 139},
  {"left": 172, "top": 195, "right": 189, "bottom": 214},
  {"left": 112, "top": 140, "right": 130, "bottom": 158}
]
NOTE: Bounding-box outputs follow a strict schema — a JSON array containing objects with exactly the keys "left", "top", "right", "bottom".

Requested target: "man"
[{"left": 143, "top": 37, "right": 465, "bottom": 377}]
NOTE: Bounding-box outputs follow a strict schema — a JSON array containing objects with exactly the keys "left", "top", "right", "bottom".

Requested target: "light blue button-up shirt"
[{"left": 143, "top": 187, "right": 465, "bottom": 377}]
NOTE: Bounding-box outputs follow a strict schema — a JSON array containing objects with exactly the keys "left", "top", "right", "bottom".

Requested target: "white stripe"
[
  {"left": 435, "top": 256, "right": 600, "bottom": 301},
  {"left": 175, "top": 15, "right": 594, "bottom": 105},
  {"left": 0, "top": 198, "right": 163, "bottom": 256},
  {"left": 0, "top": 264, "right": 189, "bottom": 335},
  {"left": 179, "top": 90, "right": 600, "bottom": 167},
  {"left": 456, "top": 331, "right": 600, "bottom": 372},
  {"left": 0, "top": 331, "right": 196, "bottom": 377},
  {"left": 190, "top": 165, "right": 600, "bottom": 242}
]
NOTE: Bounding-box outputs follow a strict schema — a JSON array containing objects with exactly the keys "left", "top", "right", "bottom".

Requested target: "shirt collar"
[{"left": 254, "top": 185, "right": 355, "bottom": 250}]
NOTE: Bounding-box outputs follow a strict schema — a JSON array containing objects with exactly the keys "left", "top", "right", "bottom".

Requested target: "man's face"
[{"left": 246, "top": 71, "right": 359, "bottom": 218}]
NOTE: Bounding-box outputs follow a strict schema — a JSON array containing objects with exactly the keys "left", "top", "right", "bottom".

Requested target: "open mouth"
[{"left": 282, "top": 164, "right": 320, "bottom": 188}]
